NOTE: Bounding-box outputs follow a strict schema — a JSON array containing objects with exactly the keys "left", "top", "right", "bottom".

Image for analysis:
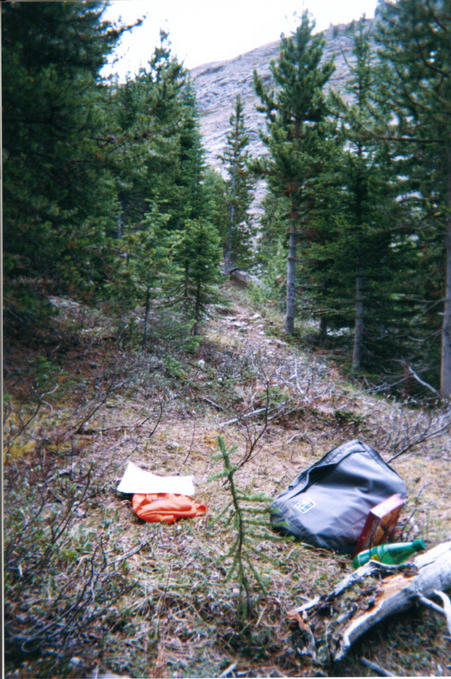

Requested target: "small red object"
[
  {"left": 353, "top": 493, "right": 404, "bottom": 556},
  {"left": 132, "top": 493, "right": 207, "bottom": 524}
]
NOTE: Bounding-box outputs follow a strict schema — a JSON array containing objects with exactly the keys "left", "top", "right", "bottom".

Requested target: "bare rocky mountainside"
[{"left": 191, "top": 22, "right": 365, "bottom": 170}]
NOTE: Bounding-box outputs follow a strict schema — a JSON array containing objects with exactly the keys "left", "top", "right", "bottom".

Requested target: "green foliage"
[
  {"left": 219, "top": 95, "right": 256, "bottom": 272},
  {"left": 373, "top": 0, "right": 450, "bottom": 395},
  {"left": 108, "top": 41, "right": 224, "bottom": 338},
  {"left": 302, "top": 18, "right": 402, "bottom": 369},
  {"left": 254, "top": 11, "right": 337, "bottom": 334},
  {"left": 210, "top": 436, "right": 284, "bottom": 621},
  {"left": 2, "top": 2, "right": 124, "bottom": 313},
  {"left": 4, "top": 0, "right": 449, "bottom": 397},
  {"left": 110, "top": 31, "right": 192, "bottom": 233},
  {"left": 31, "top": 356, "right": 60, "bottom": 391},
  {"left": 105, "top": 204, "right": 177, "bottom": 344},
  {"left": 176, "top": 218, "right": 223, "bottom": 333}
]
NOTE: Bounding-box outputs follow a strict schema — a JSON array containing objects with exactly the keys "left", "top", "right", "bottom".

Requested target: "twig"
[
  {"left": 109, "top": 540, "right": 149, "bottom": 566},
  {"left": 387, "top": 418, "right": 451, "bottom": 462},
  {"left": 417, "top": 594, "right": 445, "bottom": 616},
  {"left": 181, "top": 419, "right": 198, "bottom": 465},
  {"left": 72, "top": 381, "right": 125, "bottom": 436},
  {"left": 417, "top": 590, "right": 451, "bottom": 635},
  {"left": 219, "top": 402, "right": 287, "bottom": 427},
  {"left": 403, "top": 361, "right": 441, "bottom": 398},
  {"left": 218, "top": 662, "right": 237, "bottom": 677},
  {"left": 219, "top": 406, "right": 269, "bottom": 427},
  {"left": 360, "top": 657, "right": 393, "bottom": 676},
  {"left": 236, "top": 383, "right": 272, "bottom": 470},
  {"left": 199, "top": 395, "right": 223, "bottom": 410},
  {"left": 78, "top": 413, "right": 155, "bottom": 435}
]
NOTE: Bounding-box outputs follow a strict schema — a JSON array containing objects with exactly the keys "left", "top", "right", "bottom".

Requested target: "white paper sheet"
[{"left": 116, "top": 460, "right": 195, "bottom": 496}]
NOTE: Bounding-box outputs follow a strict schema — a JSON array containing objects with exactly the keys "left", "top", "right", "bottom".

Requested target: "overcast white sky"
[{"left": 102, "top": 0, "right": 378, "bottom": 79}]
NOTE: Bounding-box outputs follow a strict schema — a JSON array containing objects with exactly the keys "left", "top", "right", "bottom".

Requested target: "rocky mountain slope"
[{"left": 191, "top": 22, "right": 367, "bottom": 171}]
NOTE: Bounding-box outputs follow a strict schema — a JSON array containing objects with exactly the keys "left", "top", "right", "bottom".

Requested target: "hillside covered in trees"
[
  {"left": 4, "top": 0, "right": 451, "bottom": 398},
  {"left": 3, "top": 2, "right": 451, "bottom": 678}
]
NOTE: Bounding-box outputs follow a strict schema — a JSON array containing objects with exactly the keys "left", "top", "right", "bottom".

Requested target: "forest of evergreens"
[
  {"left": 3, "top": 4, "right": 451, "bottom": 678},
  {"left": 3, "top": 0, "right": 450, "bottom": 399}
]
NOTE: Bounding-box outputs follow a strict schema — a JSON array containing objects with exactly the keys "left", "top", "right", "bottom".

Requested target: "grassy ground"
[{"left": 3, "top": 283, "right": 451, "bottom": 678}]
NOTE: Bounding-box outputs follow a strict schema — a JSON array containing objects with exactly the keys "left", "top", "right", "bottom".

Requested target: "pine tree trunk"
[
  {"left": 352, "top": 267, "right": 364, "bottom": 372},
  {"left": 285, "top": 214, "right": 297, "bottom": 334},
  {"left": 224, "top": 165, "right": 237, "bottom": 275},
  {"left": 143, "top": 285, "right": 151, "bottom": 349},
  {"left": 319, "top": 316, "right": 328, "bottom": 345},
  {"left": 224, "top": 202, "right": 235, "bottom": 275},
  {"left": 440, "top": 153, "right": 451, "bottom": 399},
  {"left": 116, "top": 210, "right": 122, "bottom": 239},
  {"left": 319, "top": 282, "right": 328, "bottom": 344},
  {"left": 192, "top": 280, "right": 202, "bottom": 336}
]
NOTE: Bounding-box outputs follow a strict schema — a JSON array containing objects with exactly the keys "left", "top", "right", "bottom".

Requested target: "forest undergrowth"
[{"left": 3, "top": 283, "right": 451, "bottom": 679}]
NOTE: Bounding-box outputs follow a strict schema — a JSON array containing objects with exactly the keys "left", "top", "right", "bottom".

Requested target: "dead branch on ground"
[{"left": 288, "top": 541, "right": 451, "bottom": 665}]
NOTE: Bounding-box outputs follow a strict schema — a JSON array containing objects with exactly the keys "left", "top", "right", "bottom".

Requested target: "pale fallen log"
[{"left": 288, "top": 540, "right": 451, "bottom": 665}]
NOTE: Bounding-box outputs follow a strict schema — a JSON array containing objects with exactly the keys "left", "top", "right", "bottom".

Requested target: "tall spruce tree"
[
  {"left": 374, "top": 0, "right": 451, "bottom": 398},
  {"left": 135, "top": 32, "right": 191, "bottom": 232},
  {"left": 176, "top": 218, "right": 222, "bottom": 335},
  {"left": 106, "top": 36, "right": 201, "bottom": 333},
  {"left": 220, "top": 95, "right": 255, "bottom": 274},
  {"left": 2, "top": 1, "right": 125, "bottom": 325},
  {"left": 172, "top": 88, "right": 224, "bottom": 333},
  {"left": 253, "top": 12, "right": 335, "bottom": 334},
  {"left": 324, "top": 19, "right": 400, "bottom": 372}
]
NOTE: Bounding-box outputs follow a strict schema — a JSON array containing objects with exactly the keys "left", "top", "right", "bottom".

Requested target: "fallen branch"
[
  {"left": 218, "top": 662, "right": 237, "bottom": 677},
  {"left": 198, "top": 395, "right": 223, "bottom": 411},
  {"left": 78, "top": 412, "right": 157, "bottom": 435},
  {"left": 417, "top": 589, "right": 451, "bottom": 634},
  {"left": 403, "top": 361, "right": 441, "bottom": 398},
  {"left": 360, "top": 657, "right": 393, "bottom": 676},
  {"left": 108, "top": 539, "right": 150, "bottom": 567},
  {"left": 288, "top": 541, "right": 451, "bottom": 665},
  {"left": 219, "top": 402, "right": 287, "bottom": 427}
]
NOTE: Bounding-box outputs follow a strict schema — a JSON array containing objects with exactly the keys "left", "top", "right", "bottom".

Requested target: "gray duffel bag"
[{"left": 270, "top": 439, "right": 407, "bottom": 553}]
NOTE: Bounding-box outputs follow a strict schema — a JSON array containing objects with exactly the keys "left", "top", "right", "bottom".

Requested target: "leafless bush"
[
  {"left": 366, "top": 401, "right": 451, "bottom": 462},
  {"left": 4, "top": 450, "right": 142, "bottom": 673},
  {"left": 3, "top": 363, "right": 163, "bottom": 675}
]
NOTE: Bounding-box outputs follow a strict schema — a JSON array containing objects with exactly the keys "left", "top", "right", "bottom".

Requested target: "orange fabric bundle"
[{"left": 132, "top": 492, "right": 207, "bottom": 524}]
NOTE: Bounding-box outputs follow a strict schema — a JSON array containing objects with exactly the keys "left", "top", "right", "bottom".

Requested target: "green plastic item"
[{"left": 352, "top": 538, "right": 426, "bottom": 568}]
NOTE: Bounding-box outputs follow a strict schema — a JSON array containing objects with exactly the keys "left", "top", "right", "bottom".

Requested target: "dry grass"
[{"left": 3, "top": 284, "right": 451, "bottom": 678}]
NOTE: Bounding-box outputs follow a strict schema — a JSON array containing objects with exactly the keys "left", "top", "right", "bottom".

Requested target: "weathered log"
[{"left": 288, "top": 541, "right": 451, "bottom": 664}]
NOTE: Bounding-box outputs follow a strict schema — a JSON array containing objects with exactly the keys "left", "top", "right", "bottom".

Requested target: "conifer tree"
[
  {"left": 374, "top": 0, "right": 451, "bottom": 397},
  {"left": 177, "top": 83, "right": 207, "bottom": 222},
  {"left": 253, "top": 12, "right": 335, "bottom": 334},
  {"left": 176, "top": 218, "right": 222, "bottom": 335},
  {"left": 134, "top": 31, "right": 190, "bottom": 232},
  {"left": 219, "top": 95, "right": 255, "bottom": 274},
  {"left": 319, "top": 18, "right": 400, "bottom": 372},
  {"left": 105, "top": 205, "right": 174, "bottom": 347},
  {"left": 202, "top": 169, "right": 230, "bottom": 246},
  {"left": 170, "top": 83, "right": 224, "bottom": 333},
  {"left": 2, "top": 1, "right": 125, "bottom": 323}
]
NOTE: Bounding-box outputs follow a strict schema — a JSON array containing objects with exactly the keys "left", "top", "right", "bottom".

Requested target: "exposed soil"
[{"left": 3, "top": 283, "right": 451, "bottom": 678}]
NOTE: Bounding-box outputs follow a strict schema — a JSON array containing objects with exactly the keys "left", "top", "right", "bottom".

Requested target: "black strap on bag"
[{"left": 270, "top": 439, "right": 407, "bottom": 553}]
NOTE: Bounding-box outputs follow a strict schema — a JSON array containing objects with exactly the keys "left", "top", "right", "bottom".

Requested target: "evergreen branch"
[{"left": 244, "top": 556, "right": 268, "bottom": 593}]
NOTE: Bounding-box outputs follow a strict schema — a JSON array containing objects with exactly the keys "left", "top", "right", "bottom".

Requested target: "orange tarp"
[{"left": 132, "top": 492, "right": 207, "bottom": 524}]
